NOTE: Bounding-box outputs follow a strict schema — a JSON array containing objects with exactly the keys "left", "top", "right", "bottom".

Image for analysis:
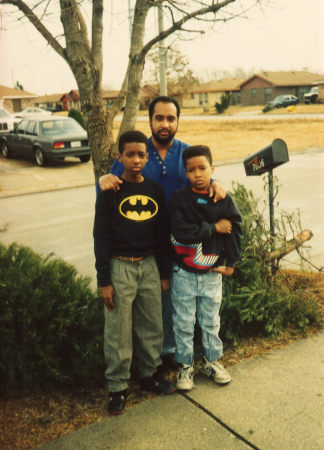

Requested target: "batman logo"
[{"left": 119, "top": 195, "right": 158, "bottom": 221}]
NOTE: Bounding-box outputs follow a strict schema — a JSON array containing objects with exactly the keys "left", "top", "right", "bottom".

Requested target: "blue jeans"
[
  {"left": 161, "top": 287, "right": 176, "bottom": 355},
  {"left": 171, "top": 264, "right": 223, "bottom": 365}
]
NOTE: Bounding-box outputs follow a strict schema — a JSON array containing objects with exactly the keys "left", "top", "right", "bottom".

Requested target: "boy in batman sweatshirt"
[
  {"left": 169, "top": 145, "right": 242, "bottom": 391},
  {"left": 93, "top": 130, "right": 175, "bottom": 415}
]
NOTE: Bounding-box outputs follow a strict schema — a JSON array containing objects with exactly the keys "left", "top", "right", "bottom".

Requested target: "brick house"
[
  {"left": 34, "top": 93, "right": 63, "bottom": 111},
  {"left": 240, "top": 71, "right": 324, "bottom": 106},
  {"left": 0, "top": 85, "right": 38, "bottom": 113}
]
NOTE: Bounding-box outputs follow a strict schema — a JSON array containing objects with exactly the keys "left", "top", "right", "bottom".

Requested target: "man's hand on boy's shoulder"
[
  {"left": 99, "top": 174, "right": 123, "bottom": 192},
  {"left": 209, "top": 180, "right": 226, "bottom": 203},
  {"left": 210, "top": 266, "right": 234, "bottom": 277},
  {"left": 161, "top": 279, "right": 170, "bottom": 292},
  {"left": 100, "top": 285, "right": 115, "bottom": 310}
]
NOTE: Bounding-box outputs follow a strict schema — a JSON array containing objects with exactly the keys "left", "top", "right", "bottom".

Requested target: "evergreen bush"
[
  {"left": 220, "top": 182, "right": 320, "bottom": 344},
  {"left": 0, "top": 243, "right": 103, "bottom": 394},
  {"left": 68, "top": 108, "right": 85, "bottom": 129},
  {"left": 215, "top": 94, "right": 230, "bottom": 114},
  {"left": 262, "top": 103, "right": 274, "bottom": 113}
]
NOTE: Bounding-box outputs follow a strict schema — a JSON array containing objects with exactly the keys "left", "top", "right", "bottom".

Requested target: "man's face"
[{"left": 149, "top": 102, "right": 179, "bottom": 145}]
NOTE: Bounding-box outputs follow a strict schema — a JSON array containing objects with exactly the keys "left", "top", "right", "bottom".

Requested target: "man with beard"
[{"left": 99, "top": 96, "right": 225, "bottom": 371}]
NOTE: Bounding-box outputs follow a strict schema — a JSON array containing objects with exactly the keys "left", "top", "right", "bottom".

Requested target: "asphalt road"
[{"left": 1, "top": 149, "right": 323, "bottom": 289}]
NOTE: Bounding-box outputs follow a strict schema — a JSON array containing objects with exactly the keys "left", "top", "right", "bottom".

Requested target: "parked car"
[
  {"left": 269, "top": 95, "right": 299, "bottom": 108},
  {"left": 304, "top": 86, "right": 318, "bottom": 104},
  {"left": 0, "top": 108, "right": 20, "bottom": 133},
  {"left": 13, "top": 107, "right": 52, "bottom": 119},
  {"left": 0, "top": 116, "right": 91, "bottom": 166}
]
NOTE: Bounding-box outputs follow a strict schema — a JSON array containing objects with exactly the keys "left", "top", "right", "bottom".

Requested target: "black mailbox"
[{"left": 244, "top": 139, "right": 289, "bottom": 176}]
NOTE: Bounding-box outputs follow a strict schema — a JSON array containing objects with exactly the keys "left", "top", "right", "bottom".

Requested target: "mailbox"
[{"left": 243, "top": 139, "right": 289, "bottom": 176}]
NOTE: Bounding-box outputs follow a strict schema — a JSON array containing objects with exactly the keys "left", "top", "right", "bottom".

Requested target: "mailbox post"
[{"left": 243, "top": 139, "right": 289, "bottom": 236}]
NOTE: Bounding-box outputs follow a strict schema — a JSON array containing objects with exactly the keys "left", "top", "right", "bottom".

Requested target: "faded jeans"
[{"left": 171, "top": 264, "right": 223, "bottom": 365}]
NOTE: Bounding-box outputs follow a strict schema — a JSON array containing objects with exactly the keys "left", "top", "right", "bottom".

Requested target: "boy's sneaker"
[
  {"left": 176, "top": 364, "right": 194, "bottom": 391},
  {"left": 140, "top": 371, "right": 176, "bottom": 394},
  {"left": 108, "top": 390, "right": 127, "bottom": 415},
  {"left": 202, "top": 357, "right": 231, "bottom": 384}
]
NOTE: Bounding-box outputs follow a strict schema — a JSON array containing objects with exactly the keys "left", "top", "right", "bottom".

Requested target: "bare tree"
[
  {"left": 0, "top": 0, "right": 265, "bottom": 182},
  {"left": 143, "top": 44, "right": 198, "bottom": 91}
]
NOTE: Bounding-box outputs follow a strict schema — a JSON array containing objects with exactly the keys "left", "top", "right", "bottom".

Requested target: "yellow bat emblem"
[{"left": 119, "top": 195, "right": 158, "bottom": 221}]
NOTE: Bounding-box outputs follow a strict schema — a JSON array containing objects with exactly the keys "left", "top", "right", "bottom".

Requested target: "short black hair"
[
  {"left": 118, "top": 130, "right": 148, "bottom": 154},
  {"left": 148, "top": 96, "right": 181, "bottom": 120},
  {"left": 182, "top": 145, "right": 213, "bottom": 168}
]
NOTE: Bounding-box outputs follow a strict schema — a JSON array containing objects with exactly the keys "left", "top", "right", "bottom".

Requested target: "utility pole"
[{"left": 158, "top": 4, "right": 167, "bottom": 95}]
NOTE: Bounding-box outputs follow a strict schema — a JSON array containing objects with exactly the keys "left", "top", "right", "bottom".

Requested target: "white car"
[
  {"left": 13, "top": 107, "right": 52, "bottom": 119},
  {"left": 0, "top": 108, "right": 20, "bottom": 133}
]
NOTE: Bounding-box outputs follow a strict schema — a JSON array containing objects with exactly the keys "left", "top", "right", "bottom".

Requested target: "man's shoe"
[
  {"left": 140, "top": 372, "right": 176, "bottom": 394},
  {"left": 176, "top": 364, "right": 194, "bottom": 391},
  {"left": 202, "top": 357, "right": 231, "bottom": 384},
  {"left": 161, "top": 353, "right": 179, "bottom": 371},
  {"left": 108, "top": 390, "right": 127, "bottom": 415}
]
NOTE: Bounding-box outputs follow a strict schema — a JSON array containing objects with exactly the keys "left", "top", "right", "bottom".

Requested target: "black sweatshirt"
[
  {"left": 169, "top": 187, "right": 242, "bottom": 274},
  {"left": 93, "top": 177, "right": 171, "bottom": 287}
]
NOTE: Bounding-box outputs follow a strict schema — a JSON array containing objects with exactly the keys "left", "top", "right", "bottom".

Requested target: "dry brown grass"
[{"left": 114, "top": 117, "right": 324, "bottom": 162}]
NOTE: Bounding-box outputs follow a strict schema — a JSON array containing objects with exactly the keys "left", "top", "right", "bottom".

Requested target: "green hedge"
[
  {"left": 68, "top": 108, "right": 85, "bottom": 129},
  {"left": 0, "top": 243, "right": 104, "bottom": 394}
]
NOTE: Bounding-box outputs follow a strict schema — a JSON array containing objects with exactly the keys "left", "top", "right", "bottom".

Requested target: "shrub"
[
  {"left": 0, "top": 243, "right": 104, "bottom": 394},
  {"left": 220, "top": 182, "right": 320, "bottom": 344},
  {"left": 215, "top": 94, "right": 230, "bottom": 114},
  {"left": 68, "top": 108, "right": 85, "bottom": 129},
  {"left": 263, "top": 103, "right": 274, "bottom": 113}
]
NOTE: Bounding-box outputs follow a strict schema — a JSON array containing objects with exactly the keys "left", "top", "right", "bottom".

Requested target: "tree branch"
[
  {"left": 0, "top": 0, "right": 66, "bottom": 59},
  {"left": 91, "top": 0, "right": 103, "bottom": 70},
  {"left": 140, "top": 0, "right": 236, "bottom": 60}
]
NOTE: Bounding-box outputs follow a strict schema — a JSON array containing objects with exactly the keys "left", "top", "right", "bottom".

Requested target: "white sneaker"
[
  {"left": 202, "top": 357, "right": 231, "bottom": 384},
  {"left": 176, "top": 364, "right": 194, "bottom": 391}
]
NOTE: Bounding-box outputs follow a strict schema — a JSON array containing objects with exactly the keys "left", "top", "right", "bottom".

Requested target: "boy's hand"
[
  {"left": 161, "top": 279, "right": 170, "bottom": 292},
  {"left": 100, "top": 285, "right": 115, "bottom": 310},
  {"left": 209, "top": 180, "right": 226, "bottom": 203},
  {"left": 99, "top": 174, "right": 123, "bottom": 192},
  {"left": 215, "top": 219, "right": 232, "bottom": 234},
  {"left": 210, "top": 266, "right": 234, "bottom": 277}
]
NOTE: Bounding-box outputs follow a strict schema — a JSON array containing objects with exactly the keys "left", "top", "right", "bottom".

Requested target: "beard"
[{"left": 151, "top": 128, "right": 176, "bottom": 145}]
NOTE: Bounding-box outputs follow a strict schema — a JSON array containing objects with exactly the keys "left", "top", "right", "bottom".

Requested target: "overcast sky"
[{"left": 1, "top": 0, "right": 323, "bottom": 95}]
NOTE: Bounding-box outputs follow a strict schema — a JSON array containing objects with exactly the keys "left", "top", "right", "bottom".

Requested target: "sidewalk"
[{"left": 40, "top": 330, "right": 324, "bottom": 449}]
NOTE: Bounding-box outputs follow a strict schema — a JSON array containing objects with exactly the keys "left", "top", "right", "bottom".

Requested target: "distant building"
[
  {"left": 240, "top": 71, "right": 324, "bottom": 106},
  {"left": 34, "top": 93, "right": 63, "bottom": 111},
  {"left": 182, "top": 78, "right": 243, "bottom": 110},
  {"left": 0, "top": 85, "right": 38, "bottom": 113}
]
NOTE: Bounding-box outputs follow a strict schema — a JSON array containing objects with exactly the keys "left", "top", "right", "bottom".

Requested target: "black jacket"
[{"left": 169, "top": 187, "right": 242, "bottom": 273}]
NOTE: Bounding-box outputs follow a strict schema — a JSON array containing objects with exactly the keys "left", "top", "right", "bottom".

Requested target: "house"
[
  {"left": 102, "top": 90, "right": 121, "bottom": 108},
  {"left": 182, "top": 78, "right": 243, "bottom": 110},
  {"left": 34, "top": 93, "right": 63, "bottom": 111},
  {"left": 0, "top": 85, "right": 38, "bottom": 113},
  {"left": 240, "top": 71, "right": 324, "bottom": 106},
  {"left": 59, "top": 90, "right": 81, "bottom": 111}
]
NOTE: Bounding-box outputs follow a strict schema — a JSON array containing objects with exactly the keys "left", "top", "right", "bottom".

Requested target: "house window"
[
  {"left": 199, "top": 93, "right": 203, "bottom": 105},
  {"left": 251, "top": 89, "right": 257, "bottom": 97},
  {"left": 264, "top": 88, "right": 272, "bottom": 103},
  {"left": 204, "top": 93, "right": 208, "bottom": 103},
  {"left": 191, "top": 93, "right": 194, "bottom": 100}
]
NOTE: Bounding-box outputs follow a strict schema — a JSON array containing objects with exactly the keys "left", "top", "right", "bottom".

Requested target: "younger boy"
[
  {"left": 93, "top": 130, "right": 175, "bottom": 415},
  {"left": 169, "top": 145, "right": 242, "bottom": 391}
]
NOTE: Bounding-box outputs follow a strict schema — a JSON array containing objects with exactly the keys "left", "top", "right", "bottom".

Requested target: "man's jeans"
[
  {"left": 161, "top": 287, "right": 176, "bottom": 356},
  {"left": 171, "top": 264, "right": 223, "bottom": 365}
]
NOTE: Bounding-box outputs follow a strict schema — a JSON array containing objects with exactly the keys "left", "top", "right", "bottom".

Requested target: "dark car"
[
  {"left": 0, "top": 116, "right": 91, "bottom": 166},
  {"left": 269, "top": 95, "right": 299, "bottom": 108}
]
